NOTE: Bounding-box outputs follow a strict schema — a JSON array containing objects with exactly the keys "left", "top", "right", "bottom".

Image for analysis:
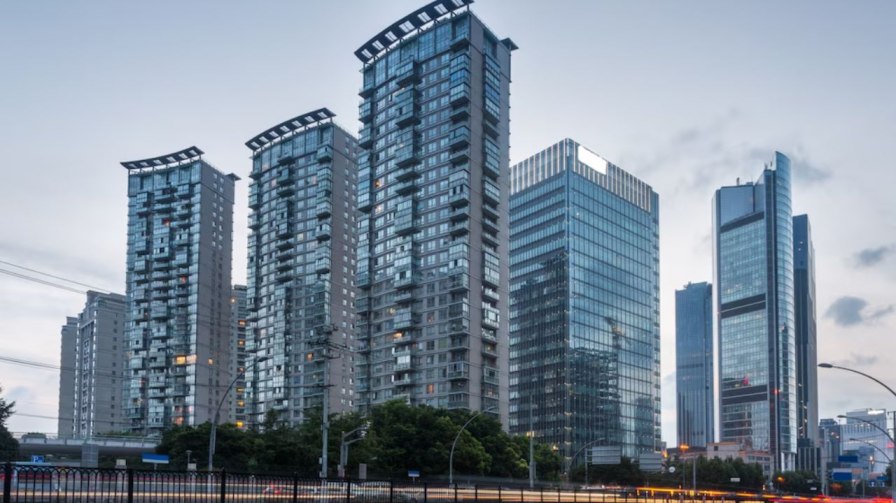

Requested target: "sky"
[{"left": 1, "top": 1, "right": 895, "bottom": 446}]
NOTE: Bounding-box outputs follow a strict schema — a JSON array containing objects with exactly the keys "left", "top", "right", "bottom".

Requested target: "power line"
[
  {"left": 0, "top": 258, "right": 116, "bottom": 293},
  {"left": 0, "top": 268, "right": 86, "bottom": 295}
]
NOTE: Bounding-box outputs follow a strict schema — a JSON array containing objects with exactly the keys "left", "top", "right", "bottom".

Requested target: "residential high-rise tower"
[
  {"left": 676, "top": 282, "right": 714, "bottom": 448},
  {"left": 509, "top": 138, "right": 661, "bottom": 463},
  {"left": 713, "top": 152, "right": 796, "bottom": 473},
  {"left": 245, "top": 110, "right": 358, "bottom": 427},
  {"left": 354, "top": 0, "right": 515, "bottom": 422},
  {"left": 122, "top": 147, "right": 237, "bottom": 433},
  {"left": 793, "top": 214, "right": 818, "bottom": 474},
  {"left": 231, "top": 285, "right": 248, "bottom": 429},
  {"left": 57, "top": 317, "right": 79, "bottom": 438}
]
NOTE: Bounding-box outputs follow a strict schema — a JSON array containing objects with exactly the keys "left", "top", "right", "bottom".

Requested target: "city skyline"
[{"left": 1, "top": 0, "right": 895, "bottom": 445}]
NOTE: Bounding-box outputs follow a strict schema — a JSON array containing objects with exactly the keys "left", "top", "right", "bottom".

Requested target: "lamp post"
[
  {"left": 820, "top": 362, "right": 896, "bottom": 503},
  {"left": 339, "top": 422, "right": 370, "bottom": 478},
  {"left": 208, "top": 356, "right": 269, "bottom": 471},
  {"left": 567, "top": 440, "right": 602, "bottom": 486},
  {"left": 449, "top": 407, "right": 496, "bottom": 485}
]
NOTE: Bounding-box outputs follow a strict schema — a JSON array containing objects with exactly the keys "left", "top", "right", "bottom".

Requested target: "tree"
[{"left": 0, "top": 384, "right": 19, "bottom": 460}]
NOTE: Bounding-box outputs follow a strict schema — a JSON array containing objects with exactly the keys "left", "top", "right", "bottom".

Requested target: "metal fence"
[{"left": 1, "top": 463, "right": 761, "bottom": 503}]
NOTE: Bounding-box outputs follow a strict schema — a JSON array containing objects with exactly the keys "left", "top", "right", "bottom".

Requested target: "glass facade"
[
  {"left": 245, "top": 114, "right": 358, "bottom": 427},
  {"left": 230, "top": 285, "right": 248, "bottom": 429},
  {"left": 122, "top": 151, "right": 237, "bottom": 433},
  {"left": 354, "top": 3, "right": 515, "bottom": 422},
  {"left": 675, "top": 282, "right": 714, "bottom": 448},
  {"left": 713, "top": 152, "right": 796, "bottom": 473},
  {"left": 793, "top": 214, "right": 818, "bottom": 474},
  {"left": 510, "top": 139, "right": 660, "bottom": 464}
]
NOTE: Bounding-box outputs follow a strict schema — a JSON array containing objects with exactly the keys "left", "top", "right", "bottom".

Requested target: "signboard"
[
  {"left": 115, "top": 459, "right": 127, "bottom": 469},
  {"left": 730, "top": 477, "right": 741, "bottom": 483},
  {"left": 839, "top": 454, "right": 859, "bottom": 464},
  {"left": 141, "top": 453, "right": 170, "bottom": 465},
  {"left": 638, "top": 453, "right": 663, "bottom": 472},
  {"left": 187, "top": 463, "right": 197, "bottom": 471},
  {"left": 832, "top": 470, "right": 853, "bottom": 482},
  {"left": 30, "top": 455, "right": 45, "bottom": 464},
  {"left": 359, "top": 463, "right": 367, "bottom": 480},
  {"left": 590, "top": 446, "right": 621, "bottom": 465},
  {"left": 408, "top": 470, "right": 420, "bottom": 479}
]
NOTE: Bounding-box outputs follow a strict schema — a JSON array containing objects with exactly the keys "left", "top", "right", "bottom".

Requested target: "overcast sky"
[{"left": 1, "top": 1, "right": 895, "bottom": 446}]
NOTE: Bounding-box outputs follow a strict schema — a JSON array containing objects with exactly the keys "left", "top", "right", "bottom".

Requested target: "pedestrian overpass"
[{"left": 16, "top": 434, "right": 160, "bottom": 467}]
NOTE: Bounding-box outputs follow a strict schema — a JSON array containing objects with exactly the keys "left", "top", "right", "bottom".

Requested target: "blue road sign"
[
  {"left": 408, "top": 470, "right": 420, "bottom": 478},
  {"left": 838, "top": 454, "right": 859, "bottom": 464},
  {"left": 30, "top": 455, "right": 45, "bottom": 464},
  {"left": 141, "top": 453, "right": 170, "bottom": 464},
  {"left": 832, "top": 471, "right": 853, "bottom": 482}
]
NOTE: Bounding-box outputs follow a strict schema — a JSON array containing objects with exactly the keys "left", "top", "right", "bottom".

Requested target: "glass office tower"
[
  {"left": 675, "top": 282, "right": 714, "bottom": 448},
  {"left": 245, "top": 109, "right": 358, "bottom": 427},
  {"left": 713, "top": 152, "right": 796, "bottom": 473},
  {"left": 793, "top": 214, "right": 818, "bottom": 474},
  {"left": 509, "top": 138, "right": 661, "bottom": 463},
  {"left": 354, "top": 0, "right": 515, "bottom": 422},
  {"left": 122, "top": 147, "right": 237, "bottom": 433}
]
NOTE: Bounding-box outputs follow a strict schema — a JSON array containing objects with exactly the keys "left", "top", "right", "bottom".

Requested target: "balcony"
[
  {"left": 249, "top": 193, "right": 261, "bottom": 209},
  {"left": 395, "top": 165, "right": 420, "bottom": 181},
  {"left": 393, "top": 373, "right": 412, "bottom": 384},
  {"left": 396, "top": 179, "right": 417, "bottom": 195},
  {"left": 315, "top": 257, "right": 331, "bottom": 274},
  {"left": 449, "top": 128, "right": 470, "bottom": 150},
  {"left": 481, "top": 344, "right": 498, "bottom": 357},
  {"left": 482, "top": 217, "right": 500, "bottom": 235},
  {"left": 482, "top": 307, "right": 500, "bottom": 330},
  {"left": 483, "top": 180, "right": 501, "bottom": 205},
  {"left": 394, "top": 62, "right": 418, "bottom": 87},
  {"left": 359, "top": 80, "right": 375, "bottom": 98},
  {"left": 357, "top": 192, "right": 373, "bottom": 212},
  {"left": 316, "top": 201, "right": 332, "bottom": 218},
  {"left": 484, "top": 155, "right": 501, "bottom": 179},
  {"left": 394, "top": 288, "right": 414, "bottom": 304},
  {"left": 483, "top": 367, "right": 499, "bottom": 385},
  {"left": 316, "top": 146, "right": 333, "bottom": 163},
  {"left": 359, "top": 126, "right": 373, "bottom": 149},
  {"left": 446, "top": 363, "right": 470, "bottom": 380},
  {"left": 483, "top": 286, "right": 500, "bottom": 303},
  {"left": 316, "top": 223, "right": 331, "bottom": 241},
  {"left": 394, "top": 212, "right": 416, "bottom": 236},
  {"left": 394, "top": 145, "right": 420, "bottom": 168},
  {"left": 449, "top": 220, "right": 468, "bottom": 237},
  {"left": 395, "top": 108, "right": 420, "bottom": 128},
  {"left": 359, "top": 100, "right": 373, "bottom": 123},
  {"left": 392, "top": 332, "right": 414, "bottom": 346},
  {"left": 356, "top": 271, "right": 370, "bottom": 289},
  {"left": 394, "top": 273, "right": 419, "bottom": 289},
  {"left": 449, "top": 187, "right": 469, "bottom": 208},
  {"left": 356, "top": 296, "right": 370, "bottom": 314},
  {"left": 393, "top": 310, "right": 419, "bottom": 330},
  {"left": 276, "top": 183, "right": 296, "bottom": 197},
  {"left": 449, "top": 84, "right": 471, "bottom": 106},
  {"left": 450, "top": 148, "right": 470, "bottom": 164},
  {"left": 447, "top": 273, "right": 469, "bottom": 293},
  {"left": 277, "top": 151, "right": 295, "bottom": 166},
  {"left": 482, "top": 202, "right": 499, "bottom": 220}
]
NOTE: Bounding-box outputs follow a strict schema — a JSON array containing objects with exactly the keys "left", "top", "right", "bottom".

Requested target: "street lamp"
[
  {"left": 339, "top": 422, "right": 370, "bottom": 478},
  {"left": 449, "top": 407, "right": 497, "bottom": 485},
  {"left": 567, "top": 439, "right": 602, "bottom": 486},
  {"left": 208, "top": 355, "right": 269, "bottom": 471},
  {"left": 678, "top": 444, "right": 696, "bottom": 495},
  {"left": 848, "top": 437, "right": 893, "bottom": 463},
  {"left": 820, "top": 362, "right": 896, "bottom": 503}
]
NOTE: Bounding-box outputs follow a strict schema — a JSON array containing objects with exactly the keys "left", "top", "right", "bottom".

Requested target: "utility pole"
[{"left": 314, "top": 324, "right": 346, "bottom": 479}]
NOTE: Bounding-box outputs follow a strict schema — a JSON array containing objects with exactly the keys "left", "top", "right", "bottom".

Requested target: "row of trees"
[
  {"left": 157, "top": 400, "right": 563, "bottom": 480},
  {"left": 568, "top": 456, "right": 765, "bottom": 491}
]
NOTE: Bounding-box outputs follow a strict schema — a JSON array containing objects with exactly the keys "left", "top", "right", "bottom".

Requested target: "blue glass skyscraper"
[
  {"left": 675, "top": 282, "right": 714, "bottom": 448},
  {"left": 510, "top": 138, "right": 661, "bottom": 463},
  {"left": 354, "top": 0, "right": 514, "bottom": 421},
  {"left": 713, "top": 152, "right": 796, "bottom": 473}
]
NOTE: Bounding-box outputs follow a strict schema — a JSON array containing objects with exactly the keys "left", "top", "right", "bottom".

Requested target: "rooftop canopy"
[
  {"left": 121, "top": 146, "right": 204, "bottom": 171},
  {"left": 245, "top": 108, "right": 336, "bottom": 152},
  {"left": 355, "top": 0, "right": 473, "bottom": 65}
]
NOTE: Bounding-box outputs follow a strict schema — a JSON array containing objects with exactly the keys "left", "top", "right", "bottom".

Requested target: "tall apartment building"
[
  {"left": 245, "top": 110, "right": 358, "bottom": 427},
  {"left": 793, "top": 214, "right": 819, "bottom": 474},
  {"left": 58, "top": 292, "right": 127, "bottom": 438},
  {"left": 353, "top": 0, "right": 515, "bottom": 422},
  {"left": 121, "top": 147, "right": 237, "bottom": 433},
  {"left": 58, "top": 317, "right": 78, "bottom": 438},
  {"left": 231, "top": 285, "right": 248, "bottom": 429},
  {"left": 713, "top": 152, "right": 797, "bottom": 473},
  {"left": 509, "top": 139, "right": 661, "bottom": 462},
  {"left": 676, "top": 282, "right": 714, "bottom": 448}
]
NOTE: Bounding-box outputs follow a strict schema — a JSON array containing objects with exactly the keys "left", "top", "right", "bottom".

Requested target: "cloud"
[
  {"left": 789, "top": 155, "right": 832, "bottom": 185},
  {"left": 825, "top": 296, "right": 894, "bottom": 326},
  {"left": 853, "top": 245, "right": 894, "bottom": 268}
]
